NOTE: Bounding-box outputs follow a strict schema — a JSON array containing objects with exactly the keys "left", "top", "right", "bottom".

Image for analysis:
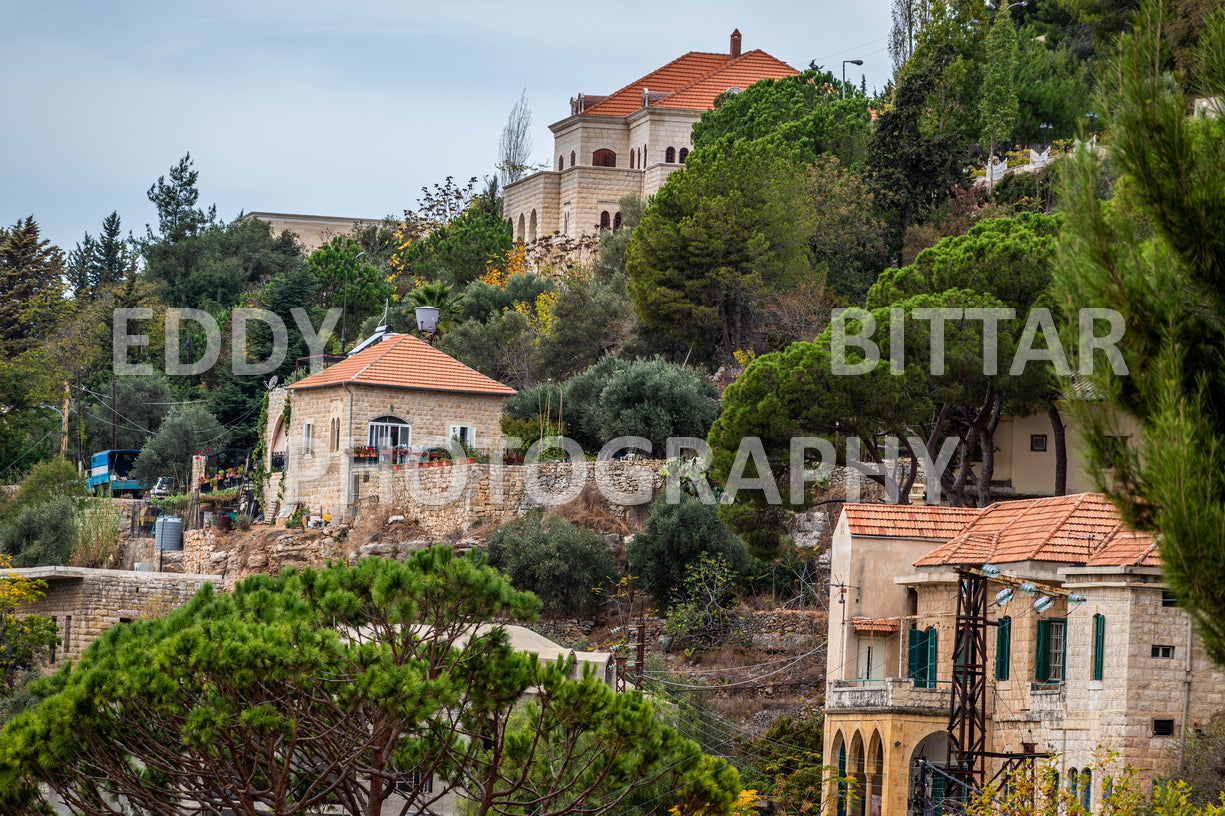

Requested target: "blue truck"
[{"left": 87, "top": 449, "right": 146, "bottom": 497}]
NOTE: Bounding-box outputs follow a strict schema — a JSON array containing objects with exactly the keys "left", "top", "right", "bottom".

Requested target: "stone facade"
[
  {"left": 265, "top": 382, "right": 506, "bottom": 522},
  {"left": 505, "top": 107, "right": 700, "bottom": 241},
  {"left": 821, "top": 502, "right": 1225, "bottom": 816},
  {"left": 14, "top": 566, "right": 220, "bottom": 664}
]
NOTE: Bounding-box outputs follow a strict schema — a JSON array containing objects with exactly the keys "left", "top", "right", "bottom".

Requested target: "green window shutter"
[
  {"left": 932, "top": 773, "right": 946, "bottom": 815},
  {"left": 837, "top": 744, "right": 847, "bottom": 816},
  {"left": 1092, "top": 614, "right": 1106, "bottom": 681},
  {"left": 1082, "top": 769, "right": 1092, "bottom": 812},
  {"left": 996, "top": 617, "right": 1011, "bottom": 681},
  {"left": 908, "top": 627, "right": 923, "bottom": 683},
  {"left": 1035, "top": 619, "right": 1051, "bottom": 682},
  {"left": 926, "top": 627, "right": 938, "bottom": 688}
]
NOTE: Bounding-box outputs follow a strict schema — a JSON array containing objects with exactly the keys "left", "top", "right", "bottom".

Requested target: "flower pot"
[{"left": 217, "top": 512, "right": 231, "bottom": 532}]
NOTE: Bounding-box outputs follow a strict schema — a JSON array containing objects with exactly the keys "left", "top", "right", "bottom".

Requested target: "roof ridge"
[
  {"left": 1028, "top": 493, "right": 1088, "bottom": 559},
  {"left": 584, "top": 50, "right": 733, "bottom": 115}
]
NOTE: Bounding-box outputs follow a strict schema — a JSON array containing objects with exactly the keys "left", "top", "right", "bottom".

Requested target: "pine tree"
[
  {"left": 0, "top": 217, "right": 67, "bottom": 356},
  {"left": 979, "top": 11, "right": 1020, "bottom": 160}
]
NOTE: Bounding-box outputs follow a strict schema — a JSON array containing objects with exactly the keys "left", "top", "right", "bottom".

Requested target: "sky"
[{"left": 1, "top": 0, "right": 894, "bottom": 255}]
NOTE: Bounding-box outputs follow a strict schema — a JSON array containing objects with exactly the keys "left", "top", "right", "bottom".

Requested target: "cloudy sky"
[{"left": 1, "top": 0, "right": 894, "bottom": 254}]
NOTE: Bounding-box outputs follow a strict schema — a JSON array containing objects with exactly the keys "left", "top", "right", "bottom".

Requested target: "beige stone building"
[
  {"left": 823, "top": 495, "right": 1225, "bottom": 816},
  {"left": 241, "top": 211, "right": 389, "bottom": 251},
  {"left": 263, "top": 331, "right": 514, "bottom": 522},
  {"left": 502, "top": 30, "right": 797, "bottom": 241}
]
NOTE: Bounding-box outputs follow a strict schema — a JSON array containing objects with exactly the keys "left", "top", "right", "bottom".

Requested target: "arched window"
[
  {"left": 528, "top": 209, "right": 538, "bottom": 243},
  {"left": 592, "top": 148, "right": 617, "bottom": 167},
  {"left": 600, "top": 211, "right": 611, "bottom": 230},
  {"left": 629, "top": 150, "right": 635, "bottom": 169},
  {"left": 557, "top": 155, "right": 563, "bottom": 171},
  {"left": 1081, "top": 769, "right": 1092, "bottom": 811},
  {"left": 329, "top": 417, "right": 340, "bottom": 452},
  {"left": 570, "top": 150, "right": 576, "bottom": 167},
  {"left": 679, "top": 147, "right": 689, "bottom": 163},
  {"left": 368, "top": 416, "right": 410, "bottom": 449},
  {"left": 613, "top": 211, "right": 622, "bottom": 230},
  {"left": 517, "top": 214, "right": 525, "bottom": 241},
  {"left": 665, "top": 146, "right": 676, "bottom": 163}
]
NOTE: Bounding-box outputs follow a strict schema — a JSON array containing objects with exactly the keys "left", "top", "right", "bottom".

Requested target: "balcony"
[
  {"left": 827, "top": 677, "right": 951, "bottom": 712},
  {"left": 349, "top": 447, "right": 419, "bottom": 467}
]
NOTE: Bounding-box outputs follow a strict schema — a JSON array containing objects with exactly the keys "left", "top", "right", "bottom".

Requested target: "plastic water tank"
[{"left": 154, "top": 515, "right": 183, "bottom": 551}]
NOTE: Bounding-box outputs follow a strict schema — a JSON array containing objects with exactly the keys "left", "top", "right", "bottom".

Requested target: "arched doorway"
[{"left": 908, "top": 731, "right": 955, "bottom": 816}]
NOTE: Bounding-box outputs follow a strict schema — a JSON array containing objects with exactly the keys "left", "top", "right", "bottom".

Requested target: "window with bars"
[{"left": 1035, "top": 618, "right": 1067, "bottom": 684}]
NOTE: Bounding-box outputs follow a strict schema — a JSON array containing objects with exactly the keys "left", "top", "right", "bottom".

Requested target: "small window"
[
  {"left": 1152, "top": 645, "right": 1175, "bottom": 659},
  {"left": 557, "top": 155, "right": 563, "bottom": 171},
  {"left": 329, "top": 417, "right": 340, "bottom": 452},
  {"left": 63, "top": 615, "right": 71, "bottom": 653},
  {"left": 119, "top": 617, "right": 133, "bottom": 624},
  {"left": 600, "top": 211, "right": 611, "bottom": 230},
  {"left": 592, "top": 148, "right": 617, "bottom": 167},
  {"left": 666, "top": 146, "right": 676, "bottom": 163},
  {"left": 1161, "top": 589, "right": 1178, "bottom": 607},
  {"left": 301, "top": 422, "right": 314, "bottom": 455},
  {"left": 1092, "top": 614, "right": 1105, "bottom": 681},
  {"left": 570, "top": 150, "right": 576, "bottom": 167},
  {"left": 1030, "top": 434, "right": 1048, "bottom": 452},
  {"left": 450, "top": 425, "right": 476, "bottom": 450},
  {"left": 1081, "top": 769, "right": 1092, "bottom": 811},
  {"left": 630, "top": 150, "right": 635, "bottom": 169},
  {"left": 679, "top": 147, "right": 689, "bottom": 163},
  {"left": 907, "top": 626, "right": 937, "bottom": 688},
  {"left": 1035, "top": 618, "right": 1067, "bottom": 684},
  {"left": 614, "top": 211, "right": 622, "bottom": 230},
  {"left": 1153, "top": 719, "right": 1176, "bottom": 737}
]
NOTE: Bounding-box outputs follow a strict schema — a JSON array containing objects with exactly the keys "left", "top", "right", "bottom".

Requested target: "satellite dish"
[{"left": 265, "top": 375, "right": 279, "bottom": 391}]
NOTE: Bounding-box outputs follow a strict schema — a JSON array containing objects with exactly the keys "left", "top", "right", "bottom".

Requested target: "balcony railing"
[
  {"left": 350, "top": 448, "right": 419, "bottom": 466},
  {"left": 827, "top": 677, "right": 951, "bottom": 712}
]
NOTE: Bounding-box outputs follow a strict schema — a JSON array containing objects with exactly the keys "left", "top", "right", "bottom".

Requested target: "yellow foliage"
[
  {"left": 511, "top": 290, "right": 560, "bottom": 337},
  {"left": 0, "top": 553, "right": 46, "bottom": 608}
]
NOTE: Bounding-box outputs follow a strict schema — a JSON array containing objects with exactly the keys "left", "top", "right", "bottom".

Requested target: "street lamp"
[
  {"left": 1086, "top": 111, "right": 1098, "bottom": 136},
  {"left": 341, "top": 251, "right": 366, "bottom": 355},
  {"left": 842, "top": 59, "right": 863, "bottom": 99},
  {"left": 1039, "top": 122, "right": 1051, "bottom": 149}
]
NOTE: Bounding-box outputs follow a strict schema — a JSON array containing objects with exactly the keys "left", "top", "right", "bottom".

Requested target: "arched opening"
[
  {"left": 528, "top": 209, "right": 538, "bottom": 242},
  {"left": 367, "top": 415, "right": 411, "bottom": 449},
  {"left": 908, "top": 731, "right": 955, "bottom": 816},
  {"left": 570, "top": 150, "right": 576, "bottom": 167},
  {"left": 557, "top": 155, "right": 563, "bottom": 171},
  {"left": 592, "top": 148, "right": 617, "bottom": 167},
  {"left": 679, "top": 147, "right": 689, "bottom": 163},
  {"left": 600, "top": 211, "right": 611, "bottom": 230},
  {"left": 666, "top": 146, "right": 676, "bottom": 163},
  {"left": 613, "top": 211, "right": 622, "bottom": 230},
  {"left": 849, "top": 732, "right": 866, "bottom": 816},
  {"left": 832, "top": 731, "right": 849, "bottom": 816},
  {"left": 867, "top": 732, "right": 885, "bottom": 816},
  {"left": 629, "top": 150, "right": 635, "bottom": 169},
  {"left": 517, "top": 213, "right": 525, "bottom": 241},
  {"left": 269, "top": 418, "right": 287, "bottom": 472}
]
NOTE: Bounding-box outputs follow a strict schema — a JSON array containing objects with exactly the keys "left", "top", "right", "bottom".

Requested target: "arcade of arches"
[{"left": 826, "top": 718, "right": 951, "bottom": 816}]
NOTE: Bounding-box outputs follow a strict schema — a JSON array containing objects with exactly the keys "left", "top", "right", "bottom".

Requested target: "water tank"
[{"left": 154, "top": 515, "right": 183, "bottom": 551}]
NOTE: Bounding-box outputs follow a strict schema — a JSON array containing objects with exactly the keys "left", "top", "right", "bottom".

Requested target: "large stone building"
[
  {"left": 822, "top": 496, "right": 1225, "bottom": 816},
  {"left": 263, "top": 331, "right": 514, "bottom": 522},
  {"left": 502, "top": 30, "right": 798, "bottom": 242}
]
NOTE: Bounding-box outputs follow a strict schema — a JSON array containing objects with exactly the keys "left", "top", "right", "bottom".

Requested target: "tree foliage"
[
  {"left": 1053, "top": 2, "right": 1225, "bottom": 664},
  {"left": 0, "top": 555, "right": 57, "bottom": 696},
  {"left": 481, "top": 511, "right": 618, "bottom": 616},
  {"left": 132, "top": 403, "right": 230, "bottom": 487},
  {"left": 0, "top": 549, "right": 739, "bottom": 816},
  {"left": 0, "top": 218, "right": 67, "bottom": 358},
  {"left": 628, "top": 497, "right": 750, "bottom": 609}
]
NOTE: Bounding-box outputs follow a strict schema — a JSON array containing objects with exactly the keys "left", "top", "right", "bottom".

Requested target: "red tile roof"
[
  {"left": 913, "top": 493, "right": 1157, "bottom": 568},
  {"left": 842, "top": 504, "right": 978, "bottom": 540},
  {"left": 852, "top": 617, "right": 901, "bottom": 633},
  {"left": 581, "top": 49, "right": 798, "bottom": 117},
  {"left": 288, "top": 334, "right": 515, "bottom": 396}
]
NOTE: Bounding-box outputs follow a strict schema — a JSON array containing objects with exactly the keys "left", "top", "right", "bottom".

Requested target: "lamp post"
[
  {"left": 1086, "top": 111, "right": 1097, "bottom": 137},
  {"left": 341, "top": 251, "right": 366, "bottom": 355},
  {"left": 1039, "top": 122, "right": 1051, "bottom": 150},
  {"left": 841, "top": 59, "right": 863, "bottom": 99}
]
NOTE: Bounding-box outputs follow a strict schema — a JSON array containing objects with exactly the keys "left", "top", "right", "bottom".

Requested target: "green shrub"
[
  {"left": 627, "top": 495, "right": 749, "bottom": 609},
  {"left": 1, "top": 496, "right": 79, "bottom": 567},
  {"left": 595, "top": 358, "right": 719, "bottom": 453},
  {"left": 15, "top": 458, "right": 87, "bottom": 513},
  {"left": 482, "top": 511, "right": 618, "bottom": 616},
  {"left": 664, "top": 553, "right": 747, "bottom": 651}
]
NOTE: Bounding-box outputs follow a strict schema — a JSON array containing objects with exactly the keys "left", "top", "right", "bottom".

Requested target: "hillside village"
[{"left": 2, "top": 2, "right": 1225, "bottom": 815}]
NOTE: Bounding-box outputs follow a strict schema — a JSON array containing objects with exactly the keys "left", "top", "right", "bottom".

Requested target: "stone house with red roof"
[
  {"left": 261, "top": 333, "right": 514, "bottom": 522},
  {"left": 503, "top": 30, "right": 797, "bottom": 241},
  {"left": 823, "top": 495, "right": 1225, "bottom": 816}
]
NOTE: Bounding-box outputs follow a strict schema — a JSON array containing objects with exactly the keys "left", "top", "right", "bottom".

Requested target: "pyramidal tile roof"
[
  {"left": 581, "top": 49, "right": 798, "bottom": 117},
  {"left": 842, "top": 504, "right": 978, "bottom": 539},
  {"left": 288, "top": 334, "right": 515, "bottom": 396},
  {"left": 913, "top": 493, "right": 1156, "bottom": 568}
]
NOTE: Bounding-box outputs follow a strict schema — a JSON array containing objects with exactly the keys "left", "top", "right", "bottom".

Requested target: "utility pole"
[{"left": 60, "top": 380, "right": 69, "bottom": 458}]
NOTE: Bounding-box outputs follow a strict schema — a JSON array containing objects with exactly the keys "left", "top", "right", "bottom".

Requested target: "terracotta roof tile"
[
  {"left": 852, "top": 617, "right": 900, "bottom": 633},
  {"left": 288, "top": 334, "right": 516, "bottom": 396},
  {"left": 914, "top": 493, "right": 1156, "bottom": 568},
  {"left": 582, "top": 49, "right": 797, "bottom": 117},
  {"left": 1085, "top": 530, "right": 1161, "bottom": 567},
  {"left": 842, "top": 504, "right": 977, "bottom": 540}
]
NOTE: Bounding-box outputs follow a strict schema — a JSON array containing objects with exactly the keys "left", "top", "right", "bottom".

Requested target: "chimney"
[{"left": 730, "top": 29, "right": 742, "bottom": 58}]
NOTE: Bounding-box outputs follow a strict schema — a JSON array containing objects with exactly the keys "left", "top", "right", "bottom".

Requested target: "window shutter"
[
  {"left": 908, "top": 627, "right": 923, "bottom": 683},
  {"left": 996, "top": 617, "right": 1011, "bottom": 681},
  {"left": 926, "top": 628, "right": 938, "bottom": 688},
  {"left": 1035, "top": 619, "right": 1050, "bottom": 682},
  {"left": 1092, "top": 614, "right": 1105, "bottom": 681}
]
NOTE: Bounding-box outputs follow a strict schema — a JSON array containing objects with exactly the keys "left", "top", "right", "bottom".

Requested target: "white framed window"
[
  {"left": 856, "top": 634, "right": 887, "bottom": 685},
  {"left": 449, "top": 425, "right": 476, "bottom": 449},
  {"left": 368, "top": 416, "right": 411, "bottom": 449},
  {"left": 301, "top": 422, "right": 314, "bottom": 455}
]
